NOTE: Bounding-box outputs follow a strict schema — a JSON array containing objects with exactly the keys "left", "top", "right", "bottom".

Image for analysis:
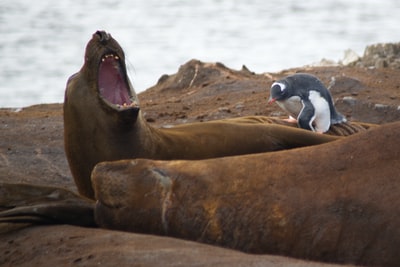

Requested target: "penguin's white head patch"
[{"left": 271, "top": 82, "right": 286, "bottom": 91}]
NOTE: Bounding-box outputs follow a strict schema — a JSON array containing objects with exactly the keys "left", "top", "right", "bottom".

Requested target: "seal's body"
[
  {"left": 93, "top": 121, "right": 400, "bottom": 267},
  {"left": 64, "top": 32, "right": 354, "bottom": 199},
  {"left": 268, "top": 73, "right": 346, "bottom": 132}
]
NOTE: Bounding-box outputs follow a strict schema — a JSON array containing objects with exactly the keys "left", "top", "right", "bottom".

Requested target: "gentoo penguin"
[{"left": 268, "top": 73, "right": 346, "bottom": 133}]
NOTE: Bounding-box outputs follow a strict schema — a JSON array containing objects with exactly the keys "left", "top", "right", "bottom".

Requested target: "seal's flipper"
[{"left": 0, "top": 183, "right": 95, "bottom": 227}]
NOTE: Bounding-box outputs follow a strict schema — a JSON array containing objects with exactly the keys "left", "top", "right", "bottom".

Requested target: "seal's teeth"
[
  {"left": 101, "top": 54, "right": 120, "bottom": 62},
  {"left": 113, "top": 102, "right": 138, "bottom": 110}
]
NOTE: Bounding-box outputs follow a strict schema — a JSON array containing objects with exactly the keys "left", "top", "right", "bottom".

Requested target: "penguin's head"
[{"left": 268, "top": 82, "right": 289, "bottom": 104}]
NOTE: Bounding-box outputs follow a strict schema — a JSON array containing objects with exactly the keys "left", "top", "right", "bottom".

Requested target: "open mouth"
[{"left": 98, "top": 53, "right": 138, "bottom": 109}]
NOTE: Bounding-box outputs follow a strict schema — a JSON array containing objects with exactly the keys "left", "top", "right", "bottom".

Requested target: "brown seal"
[
  {"left": 0, "top": 225, "right": 343, "bottom": 267},
  {"left": 92, "top": 121, "right": 400, "bottom": 267},
  {"left": 65, "top": 31, "right": 360, "bottom": 199}
]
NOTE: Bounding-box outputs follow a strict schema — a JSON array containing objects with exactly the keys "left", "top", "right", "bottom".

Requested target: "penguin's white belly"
[
  {"left": 277, "top": 96, "right": 302, "bottom": 118},
  {"left": 308, "top": 90, "right": 331, "bottom": 132}
]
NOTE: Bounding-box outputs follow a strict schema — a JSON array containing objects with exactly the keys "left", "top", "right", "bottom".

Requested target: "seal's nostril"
[
  {"left": 95, "top": 31, "right": 102, "bottom": 39},
  {"left": 95, "top": 30, "right": 110, "bottom": 43}
]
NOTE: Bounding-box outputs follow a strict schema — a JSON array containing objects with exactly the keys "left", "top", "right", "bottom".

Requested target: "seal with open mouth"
[{"left": 63, "top": 31, "right": 356, "bottom": 199}]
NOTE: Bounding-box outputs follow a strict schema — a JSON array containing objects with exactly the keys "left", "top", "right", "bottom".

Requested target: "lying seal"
[
  {"left": 268, "top": 74, "right": 346, "bottom": 133},
  {"left": 0, "top": 224, "right": 343, "bottom": 267},
  {"left": 64, "top": 31, "right": 345, "bottom": 199},
  {"left": 92, "top": 121, "right": 400, "bottom": 267}
]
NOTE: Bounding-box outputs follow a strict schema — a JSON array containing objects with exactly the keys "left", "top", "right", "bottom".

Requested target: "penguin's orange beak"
[{"left": 268, "top": 98, "right": 276, "bottom": 104}]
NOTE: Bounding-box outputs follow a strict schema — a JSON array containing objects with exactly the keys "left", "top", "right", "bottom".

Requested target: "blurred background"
[{"left": 1, "top": 0, "right": 399, "bottom": 107}]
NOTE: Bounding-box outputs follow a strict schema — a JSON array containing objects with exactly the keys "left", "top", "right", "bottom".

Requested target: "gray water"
[{"left": 1, "top": 0, "right": 399, "bottom": 107}]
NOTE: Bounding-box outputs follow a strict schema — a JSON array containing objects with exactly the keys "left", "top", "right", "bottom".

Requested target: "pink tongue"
[{"left": 98, "top": 57, "right": 132, "bottom": 105}]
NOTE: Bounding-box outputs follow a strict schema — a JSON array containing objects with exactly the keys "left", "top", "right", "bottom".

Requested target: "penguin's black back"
[
  {"left": 284, "top": 74, "right": 330, "bottom": 99},
  {"left": 282, "top": 73, "right": 345, "bottom": 123}
]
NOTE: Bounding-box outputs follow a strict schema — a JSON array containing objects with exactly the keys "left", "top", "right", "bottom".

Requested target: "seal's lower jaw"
[{"left": 98, "top": 53, "right": 139, "bottom": 112}]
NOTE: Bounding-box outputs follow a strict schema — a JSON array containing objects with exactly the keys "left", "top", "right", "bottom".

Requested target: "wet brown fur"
[{"left": 93, "top": 121, "right": 400, "bottom": 267}]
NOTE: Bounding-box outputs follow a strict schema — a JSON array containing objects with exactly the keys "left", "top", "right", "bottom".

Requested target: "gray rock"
[
  {"left": 359, "top": 43, "right": 400, "bottom": 68},
  {"left": 342, "top": 96, "right": 357, "bottom": 106}
]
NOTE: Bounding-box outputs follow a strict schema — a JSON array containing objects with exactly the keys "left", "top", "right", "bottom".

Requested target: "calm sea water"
[{"left": 1, "top": 0, "right": 399, "bottom": 107}]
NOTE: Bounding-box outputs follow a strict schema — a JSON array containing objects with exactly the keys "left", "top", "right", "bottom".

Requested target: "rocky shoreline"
[
  {"left": 1, "top": 60, "right": 399, "bottom": 191},
  {"left": 1, "top": 46, "right": 400, "bottom": 266}
]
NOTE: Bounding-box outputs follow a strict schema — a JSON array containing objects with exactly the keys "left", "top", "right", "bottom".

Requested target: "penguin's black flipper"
[{"left": 297, "top": 100, "right": 315, "bottom": 131}]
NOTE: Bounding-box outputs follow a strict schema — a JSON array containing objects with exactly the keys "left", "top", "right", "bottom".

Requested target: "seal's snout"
[{"left": 95, "top": 30, "right": 111, "bottom": 44}]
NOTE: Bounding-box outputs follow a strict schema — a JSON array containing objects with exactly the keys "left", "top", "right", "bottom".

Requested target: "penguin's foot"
[{"left": 283, "top": 116, "right": 298, "bottom": 124}]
